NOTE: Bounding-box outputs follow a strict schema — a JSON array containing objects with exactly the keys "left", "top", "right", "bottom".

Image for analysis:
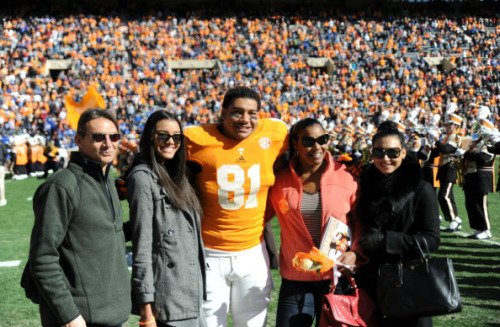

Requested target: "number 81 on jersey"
[{"left": 217, "top": 164, "right": 261, "bottom": 210}]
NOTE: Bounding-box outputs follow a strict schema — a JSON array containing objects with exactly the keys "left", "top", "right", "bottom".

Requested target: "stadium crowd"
[
  {"left": 1, "top": 11, "right": 500, "bottom": 173},
  {"left": 5, "top": 4, "right": 500, "bottom": 326}
]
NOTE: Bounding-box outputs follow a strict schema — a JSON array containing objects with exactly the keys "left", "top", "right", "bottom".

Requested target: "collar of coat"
[
  {"left": 70, "top": 151, "right": 111, "bottom": 178},
  {"left": 358, "top": 158, "right": 423, "bottom": 227}
]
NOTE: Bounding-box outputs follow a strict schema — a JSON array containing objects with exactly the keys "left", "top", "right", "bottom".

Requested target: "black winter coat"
[{"left": 356, "top": 159, "right": 440, "bottom": 304}]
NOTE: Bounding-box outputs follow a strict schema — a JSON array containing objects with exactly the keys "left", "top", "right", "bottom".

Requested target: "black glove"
[{"left": 359, "top": 231, "right": 385, "bottom": 251}]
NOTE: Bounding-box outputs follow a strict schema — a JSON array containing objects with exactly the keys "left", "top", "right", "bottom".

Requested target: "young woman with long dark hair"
[{"left": 127, "top": 110, "right": 206, "bottom": 327}]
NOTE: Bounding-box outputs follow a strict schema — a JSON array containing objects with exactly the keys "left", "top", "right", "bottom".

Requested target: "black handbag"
[{"left": 377, "top": 236, "right": 462, "bottom": 318}]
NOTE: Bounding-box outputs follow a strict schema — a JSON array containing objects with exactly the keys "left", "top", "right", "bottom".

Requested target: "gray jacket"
[
  {"left": 30, "top": 152, "right": 131, "bottom": 326},
  {"left": 127, "top": 164, "right": 206, "bottom": 322}
]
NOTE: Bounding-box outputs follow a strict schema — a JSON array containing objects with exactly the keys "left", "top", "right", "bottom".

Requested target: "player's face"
[
  {"left": 220, "top": 97, "right": 259, "bottom": 140},
  {"left": 75, "top": 117, "right": 119, "bottom": 172},
  {"left": 294, "top": 123, "right": 329, "bottom": 169},
  {"left": 372, "top": 135, "right": 406, "bottom": 176},
  {"left": 153, "top": 119, "right": 182, "bottom": 163}
]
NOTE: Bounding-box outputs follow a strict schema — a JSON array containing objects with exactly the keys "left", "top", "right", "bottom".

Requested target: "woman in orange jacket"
[{"left": 266, "top": 118, "right": 365, "bottom": 327}]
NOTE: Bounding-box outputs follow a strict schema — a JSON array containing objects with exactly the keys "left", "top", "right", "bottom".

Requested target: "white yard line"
[
  {"left": 453, "top": 231, "right": 500, "bottom": 246},
  {"left": 0, "top": 260, "right": 21, "bottom": 267}
]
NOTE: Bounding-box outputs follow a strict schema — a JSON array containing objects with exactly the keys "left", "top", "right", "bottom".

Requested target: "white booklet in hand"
[{"left": 319, "top": 216, "right": 352, "bottom": 261}]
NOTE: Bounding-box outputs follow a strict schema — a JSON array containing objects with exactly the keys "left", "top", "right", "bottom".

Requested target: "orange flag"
[{"left": 65, "top": 86, "right": 106, "bottom": 130}]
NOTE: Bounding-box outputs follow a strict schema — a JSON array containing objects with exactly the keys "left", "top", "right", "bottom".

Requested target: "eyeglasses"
[
  {"left": 156, "top": 133, "right": 184, "bottom": 144},
  {"left": 372, "top": 147, "right": 402, "bottom": 159},
  {"left": 86, "top": 133, "right": 121, "bottom": 143},
  {"left": 301, "top": 134, "right": 331, "bottom": 147}
]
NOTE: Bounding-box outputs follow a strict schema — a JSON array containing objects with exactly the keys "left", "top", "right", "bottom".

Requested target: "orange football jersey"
[{"left": 185, "top": 118, "right": 288, "bottom": 251}]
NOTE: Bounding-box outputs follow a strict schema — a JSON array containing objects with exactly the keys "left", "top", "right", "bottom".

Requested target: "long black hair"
[{"left": 137, "top": 110, "right": 202, "bottom": 214}]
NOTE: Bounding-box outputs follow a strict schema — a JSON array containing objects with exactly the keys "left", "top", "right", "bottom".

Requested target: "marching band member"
[
  {"left": 419, "top": 114, "right": 442, "bottom": 190},
  {"left": 335, "top": 124, "right": 354, "bottom": 155},
  {"left": 354, "top": 124, "right": 374, "bottom": 169},
  {"left": 418, "top": 126, "right": 441, "bottom": 191},
  {"left": 487, "top": 140, "right": 500, "bottom": 154},
  {"left": 353, "top": 125, "right": 367, "bottom": 158},
  {"left": 407, "top": 126, "right": 422, "bottom": 161},
  {"left": 462, "top": 119, "right": 496, "bottom": 239},
  {"left": 435, "top": 113, "right": 463, "bottom": 232},
  {"left": 327, "top": 129, "right": 339, "bottom": 156}
]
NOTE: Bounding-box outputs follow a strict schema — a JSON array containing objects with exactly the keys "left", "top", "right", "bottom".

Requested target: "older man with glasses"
[{"left": 27, "top": 108, "right": 131, "bottom": 327}]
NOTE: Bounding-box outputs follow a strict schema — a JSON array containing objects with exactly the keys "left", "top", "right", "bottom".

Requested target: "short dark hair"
[
  {"left": 76, "top": 108, "right": 118, "bottom": 137},
  {"left": 372, "top": 121, "right": 406, "bottom": 147},
  {"left": 289, "top": 118, "right": 324, "bottom": 154},
  {"left": 222, "top": 86, "right": 261, "bottom": 111}
]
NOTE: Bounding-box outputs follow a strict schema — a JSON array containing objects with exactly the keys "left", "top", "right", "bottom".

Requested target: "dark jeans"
[{"left": 275, "top": 278, "right": 332, "bottom": 327}]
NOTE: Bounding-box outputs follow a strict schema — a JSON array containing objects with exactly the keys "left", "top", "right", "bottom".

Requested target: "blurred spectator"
[{"left": 0, "top": 139, "right": 7, "bottom": 206}]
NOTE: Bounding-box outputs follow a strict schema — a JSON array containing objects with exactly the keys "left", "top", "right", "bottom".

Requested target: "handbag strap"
[
  {"left": 413, "top": 235, "right": 431, "bottom": 259},
  {"left": 328, "top": 275, "right": 357, "bottom": 294},
  {"left": 393, "top": 236, "right": 432, "bottom": 286},
  {"left": 413, "top": 235, "right": 430, "bottom": 273},
  {"left": 421, "top": 237, "right": 431, "bottom": 259}
]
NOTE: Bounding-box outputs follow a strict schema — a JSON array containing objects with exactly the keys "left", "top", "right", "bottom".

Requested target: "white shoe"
[
  {"left": 0, "top": 199, "right": 6, "bottom": 206},
  {"left": 468, "top": 230, "right": 492, "bottom": 240},
  {"left": 439, "top": 215, "right": 443, "bottom": 222},
  {"left": 443, "top": 217, "right": 462, "bottom": 232}
]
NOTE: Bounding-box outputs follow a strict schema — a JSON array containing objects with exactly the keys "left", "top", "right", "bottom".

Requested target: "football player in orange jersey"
[{"left": 185, "top": 86, "right": 288, "bottom": 327}]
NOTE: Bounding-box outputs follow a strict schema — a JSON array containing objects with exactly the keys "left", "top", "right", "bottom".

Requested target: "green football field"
[{"left": 0, "top": 172, "right": 499, "bottom": 327}]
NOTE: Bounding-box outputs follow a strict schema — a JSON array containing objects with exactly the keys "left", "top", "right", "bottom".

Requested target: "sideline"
[{"left": 454, "top": 231, "right": 500, "bottom": 246}]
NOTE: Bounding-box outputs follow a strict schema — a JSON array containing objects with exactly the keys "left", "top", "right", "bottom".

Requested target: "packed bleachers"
[{"left": 1, "top": 9, "right": 500, "bottom": 151}]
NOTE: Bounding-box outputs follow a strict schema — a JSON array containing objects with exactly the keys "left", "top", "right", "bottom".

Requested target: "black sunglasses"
[
  {"left": 301, "top": 134, "right": 331, "bottom": 147},
  {"left": 156, "top": 133, "right": 184, "bottom": 144},
  {"left": 372, "top": 147, "right": 402, "bottom": 159},
  {"left": 86, "top": 133, "right": 121, "bottom": 143}
]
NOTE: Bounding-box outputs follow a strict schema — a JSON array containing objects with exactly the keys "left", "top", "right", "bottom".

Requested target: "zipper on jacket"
[{"left": 100, "top": 164, "right": 116, "bottom": 220}]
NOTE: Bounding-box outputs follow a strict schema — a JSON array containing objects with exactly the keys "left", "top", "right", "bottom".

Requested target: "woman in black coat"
[{"left": 356, "top": 121, "right": 440, "bottom": 327}]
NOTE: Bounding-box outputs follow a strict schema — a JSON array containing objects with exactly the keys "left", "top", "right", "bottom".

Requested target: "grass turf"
[{"left": 0, "top": 172, "right": 499, "bottom": 326}]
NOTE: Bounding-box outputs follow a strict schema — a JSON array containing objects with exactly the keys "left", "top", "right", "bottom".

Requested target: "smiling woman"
[
  {"left": 356, "top": 121, "right": 440, "bottom": 327},
  {"left": 153, "top": 119, "right": 183, "bottom": 163},
  {"left": 265, "top": 118, "right": 364, "bottom": 327},
  {"left": 126, "top": 110, "right": 206, "bottom": 327},
  {"left": 371, "top": 135, "right": 406, "bottom": 176}
]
